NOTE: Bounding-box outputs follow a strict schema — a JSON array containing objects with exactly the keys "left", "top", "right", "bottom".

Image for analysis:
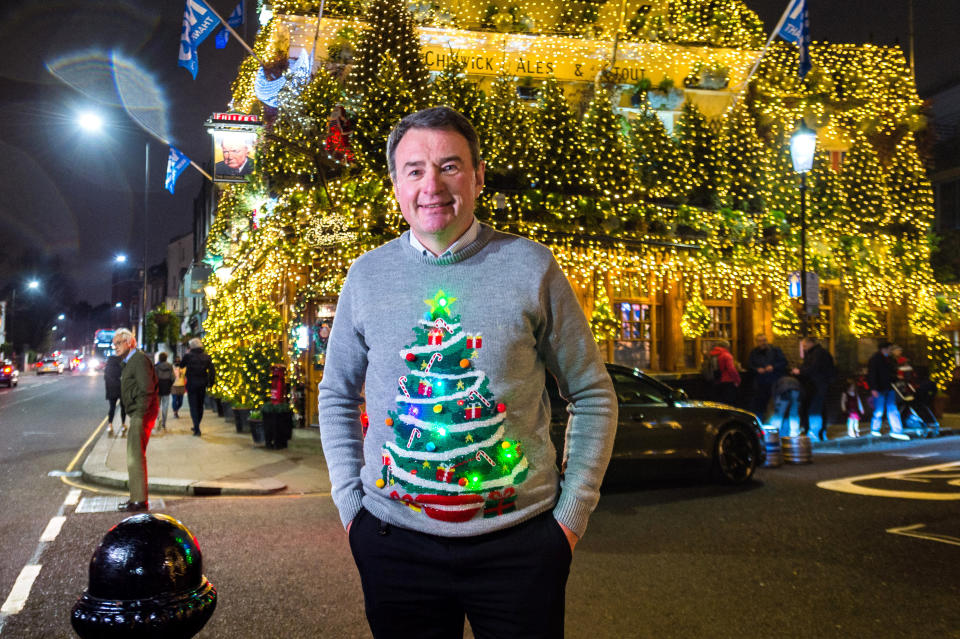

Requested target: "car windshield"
[{"left": 610, "top": 372, "right": 669, "bottom": 405}]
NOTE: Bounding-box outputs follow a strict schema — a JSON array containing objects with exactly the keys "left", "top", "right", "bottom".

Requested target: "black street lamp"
[{"left": 789, "top": 121, "right": 817, "bottom": 337}]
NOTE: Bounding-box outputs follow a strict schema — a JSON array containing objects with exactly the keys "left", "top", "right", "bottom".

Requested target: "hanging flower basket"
[
  {"left": 647, "top": 88, "right": 684, "bottom": 110},
  {"left": 680, "top": 296, "right": 711, "bottom": 338}
]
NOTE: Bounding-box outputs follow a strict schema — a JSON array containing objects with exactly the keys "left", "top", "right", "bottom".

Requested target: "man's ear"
[{"left": 475, "top": 160, "right": 485, "bottom": 191}]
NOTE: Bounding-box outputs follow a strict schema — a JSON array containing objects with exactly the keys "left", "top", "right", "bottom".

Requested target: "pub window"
[
  {"left": 613, "top": 301, "right": 653, "bottom": 369},
  {"left": 808, "top": 286, "right": 834, "bottom": 344},
  {"left": 683, "top": 301, "right": 735, "bottom": 369}
]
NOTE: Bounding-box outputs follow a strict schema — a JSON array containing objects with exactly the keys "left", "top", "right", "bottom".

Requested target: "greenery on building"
[{"left": 207, "top": 0, "right": 956, "bottom": 395}]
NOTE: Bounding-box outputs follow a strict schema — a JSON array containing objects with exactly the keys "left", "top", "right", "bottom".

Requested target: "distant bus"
[{"left": 91, "top": 329, "right": 115, "bottom": 369}]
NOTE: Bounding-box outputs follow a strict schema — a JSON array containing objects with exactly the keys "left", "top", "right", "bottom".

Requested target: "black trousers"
[
  {"left": 187, "top": 387, "right": 206, "bottom": 433},
  {"left": 107, "top": 397, "right": 125, "bottom": 425},
  {"left": 349, "top": 509, "right": 572, "bottom": 639}
]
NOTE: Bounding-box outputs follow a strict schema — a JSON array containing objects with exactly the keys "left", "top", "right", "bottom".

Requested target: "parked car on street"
[
  {"left": 548, "top": 363, "right": 764, "bottom": 484},
  {"left": 0, "top": 360, "right": 18, "bottom": 387},
  {"left": 36, "top": 357, "right": 64, "bottom": 375}
]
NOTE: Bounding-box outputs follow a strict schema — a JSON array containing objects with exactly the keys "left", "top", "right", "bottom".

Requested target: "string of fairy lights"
[{"left": 203, "top": 0, "right": 954, "bottom": 407}]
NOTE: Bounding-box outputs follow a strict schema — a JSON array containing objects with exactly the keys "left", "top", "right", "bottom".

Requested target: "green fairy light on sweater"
[{"left": 377, "top": 289, "right": 528, "bottom": 522}]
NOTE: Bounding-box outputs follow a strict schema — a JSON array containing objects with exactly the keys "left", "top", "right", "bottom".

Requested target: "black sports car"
[{"left": 549, "top": 364, "right": 765, "bottom": 484}]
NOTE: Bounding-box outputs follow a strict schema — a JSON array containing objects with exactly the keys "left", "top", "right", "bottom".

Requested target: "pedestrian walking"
[
  {"left": 769, "top": 373, "right": 802, "bottom": 437},
  {"left": 180, "top": 338, "right": 215, "bottom": 437},
  {"left": 840, "top": 376, "right": 864, "bottom": 438},
  {"left": 112, "top": 328, "right": 158, "bottom": 512},
  {"left": 171, "top": 356, "right": 186, "bottom": 418},
  {"left": 104, "top": 354, "right": 126, "bottom": 437},
  {"left": 793, "top": 336, "right": 836, "bottom": 441},
  {"left": 867, "top": 340, "right": 908, "bottom": 440},
  {"left": 706, "top": 340, "right": 740, "bottom": 405},
  {"left": 747, "top": 333, "right": 787, "bottom": 419},
  {"left": 317, "top": 107, "right": 617, "bottom": 639},
  {"left": 154, "top": 352, "right": 174, "bottom": 431}
]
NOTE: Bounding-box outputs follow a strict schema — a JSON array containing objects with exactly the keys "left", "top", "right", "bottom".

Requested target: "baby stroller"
[{"left": 893, "top": 380, "right": 940, "bottom": 438}]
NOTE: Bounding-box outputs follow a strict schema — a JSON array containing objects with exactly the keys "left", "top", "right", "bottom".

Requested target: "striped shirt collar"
[{"left": 409, "top": 218, "right": 480, "bottom": 258}]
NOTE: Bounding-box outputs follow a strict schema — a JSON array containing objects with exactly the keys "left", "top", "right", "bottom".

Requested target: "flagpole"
[
  {"left": 203, "top": 2, "right": 266, "bottom": 66},
  {"left": 189, "top": 161, "right": 214, "bottom": 182},
  {"left": 730, "top": 0, "right": 795, "bottom": 107}
]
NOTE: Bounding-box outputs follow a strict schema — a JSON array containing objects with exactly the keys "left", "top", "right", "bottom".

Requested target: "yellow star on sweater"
[
  {"left": 424, "top": 289, "right": 457, "bottom": 318},
  {"left": 422, "top": 460, "right": 431, "bottom": 469},
  {"left": 465, "top": 433, "right": 474, "bottom": 442}
]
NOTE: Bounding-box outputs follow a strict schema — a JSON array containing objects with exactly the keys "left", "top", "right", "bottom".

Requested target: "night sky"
[{"left": 0, "top": 0, "right": 956, "bottom": 306}]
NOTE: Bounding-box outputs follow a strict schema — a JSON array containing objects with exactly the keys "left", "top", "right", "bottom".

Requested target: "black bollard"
[{"left": 70, "top": 513, "right": 216, "bottom": 638}]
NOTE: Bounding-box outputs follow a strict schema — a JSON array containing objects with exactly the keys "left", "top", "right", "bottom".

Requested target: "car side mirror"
[{"left": 670, "top": 389, "right": 688, "bottom": 403}]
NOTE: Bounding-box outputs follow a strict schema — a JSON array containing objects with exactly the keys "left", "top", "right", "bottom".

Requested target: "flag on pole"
[
  {"left": 776, "top": 0, "right": 811, "bottom": 78},
  {"left": 177, "top": 0, "right": 222, "bottom": 79},
  {"left": 215, "top": 2, "right": 245, "bottom": 49},
  {"left": 165, "top": 146, "right": 191, "bottom": 194}
]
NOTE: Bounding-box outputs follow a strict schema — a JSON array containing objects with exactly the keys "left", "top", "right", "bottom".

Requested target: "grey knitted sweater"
[{"left": 317, "top": 224, "right": 616, "bottom": 538}]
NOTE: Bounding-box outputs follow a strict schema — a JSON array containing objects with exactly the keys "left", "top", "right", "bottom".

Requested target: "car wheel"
[{"left": 711, "top": 425, "right": 757, "bottom": 484}]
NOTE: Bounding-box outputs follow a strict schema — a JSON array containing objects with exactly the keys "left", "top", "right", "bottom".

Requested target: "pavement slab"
[{"left": 81, "top": 407, "right": 331, "bottom": 496}]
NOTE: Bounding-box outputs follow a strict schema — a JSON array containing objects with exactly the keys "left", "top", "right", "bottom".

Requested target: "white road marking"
[
  {"left": 817, "top": 461, "right": 960, "bottom": 500},
  {"left": 886, "top": 452, "right": 939, "bottom": 460},
  {"left": 0, "top": 565, "right": 42, "bottom": 615},
  {"left": 39, "top": 517, "right": 66, "bottom": 543},
  {"left": 64, "top": 489, "right": 82, "bottom": 506},
  {"left": 0, "top": 384, "right": 65, "bottom": 410},
  {"left": 886, "top": 523, "right": 960, "bottom": 547}
]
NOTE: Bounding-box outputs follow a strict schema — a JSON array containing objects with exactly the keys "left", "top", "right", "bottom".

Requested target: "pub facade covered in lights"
[{"left": 202, "top": 0, "right": 953, "bottom": 427}]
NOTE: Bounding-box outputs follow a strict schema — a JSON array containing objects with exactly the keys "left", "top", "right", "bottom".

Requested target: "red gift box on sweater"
[
  {"left": 428, "top": 329, "right": 444, "bottom": 345},
  {"left": 418, "top": 380, "right": 433, "bottom": 397},
  {"left": 466, "top": 334, "right": 483, "bottom": 349},
  {"left": 464, "top": 403, "right": 481, "bottom": 419}
]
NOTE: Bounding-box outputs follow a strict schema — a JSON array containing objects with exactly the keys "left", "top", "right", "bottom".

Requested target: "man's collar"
[
  {"left": 409, "top": 218, "right": 479, "bottom": 258},
  {"left": 123, "top": 348, "right": 137, "bottom": 364}
]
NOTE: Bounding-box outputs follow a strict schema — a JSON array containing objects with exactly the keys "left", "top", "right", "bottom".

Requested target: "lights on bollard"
[{"left": 70, "top": 513, "right": 216, "bottom": 639}]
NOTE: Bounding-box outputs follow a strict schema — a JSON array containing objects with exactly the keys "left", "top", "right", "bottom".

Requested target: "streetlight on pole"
[
  {"left": 789, "top": 121, "right": 818, "bottom": 338},
  {"left": 81, "top": 111, "right": 150, "bottom": 347}
]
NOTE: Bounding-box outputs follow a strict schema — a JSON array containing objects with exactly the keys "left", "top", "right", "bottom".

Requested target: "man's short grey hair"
[
  {"left": 386, "top": 106, "right": 482, "bottom": 180},
  {"left": 114, "top": 328, "right": 136, "bottom": 347},
  {"left": 189, "top": 337, "right": 203, "bottom": 350}
]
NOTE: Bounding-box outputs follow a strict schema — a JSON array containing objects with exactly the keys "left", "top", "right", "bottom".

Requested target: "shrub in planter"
[
  {"left": 262, "top": 404, "right": 293, "bottom": 449},
  {"left": 249, "top": 410, "right": 264, "bottom": 445},
  {"left": 233, "top": 407, "right": 252, "bottom": 433}
]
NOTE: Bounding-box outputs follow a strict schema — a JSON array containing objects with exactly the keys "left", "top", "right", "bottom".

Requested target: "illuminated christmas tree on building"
[{"left": 377, "top": 289, "right": 528, "bottom": 522}]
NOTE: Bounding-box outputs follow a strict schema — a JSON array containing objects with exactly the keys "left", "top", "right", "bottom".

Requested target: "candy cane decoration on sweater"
[
  {"left": 468, "top": 389, "right": 491, "bottom": 407},
  {"left": 433, "top": 318, "right": 454, "bottom": 334},
  {"left": 398, "top": 376, "right": 411, "bottom": 398},
  {"left": 476, "top": 450, "right": 496, "bottom": 466},
  {"left": 407, "top": 427, "right": 422, "bottom": 448},
  {"left": 425, "top": 352, "right": 443, "bottom": 373}
]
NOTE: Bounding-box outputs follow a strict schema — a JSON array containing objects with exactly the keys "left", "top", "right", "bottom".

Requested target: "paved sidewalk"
[
  {"left": 81, "top": 404, "right": 959, "bottom": 497},
  {"left": 82, "top": 407, "right": 331, "bottom": 497}
]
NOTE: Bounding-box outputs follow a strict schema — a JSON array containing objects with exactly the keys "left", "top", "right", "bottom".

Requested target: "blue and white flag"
[
  {"left": 776, "top": 0, "right": 811, "bottom": 78},
  {"left": 177, "top": 0, "right": 221, "bottom": 79},
  {"left": 215, "top": 2, "right": 244, "bottom": 49},
  {"left": 165, "top": 146, "right": 191, "bottom": 194}
]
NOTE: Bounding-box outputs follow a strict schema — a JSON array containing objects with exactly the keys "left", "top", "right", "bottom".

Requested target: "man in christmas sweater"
[{"left": 318, "top": 107, "right": 617, "bottom": 638}]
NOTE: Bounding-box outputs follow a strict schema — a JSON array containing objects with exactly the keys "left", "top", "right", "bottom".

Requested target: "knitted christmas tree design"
[{"left": 379, "top": 289, "right": 528, "bottom": 522}]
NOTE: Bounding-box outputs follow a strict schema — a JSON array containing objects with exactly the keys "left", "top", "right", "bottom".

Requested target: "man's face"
[
  {"left": 113, "top": 338, "right": 130, "bottom": 358},
  {"left": 756, "top": 334, "right": 768, "bottom": 348},
  {"left": 221, "top": 141, "right": 249, "bottom": 169},
  {"left": 392, "top": 127, "right": 484, "bottom": 243}
]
